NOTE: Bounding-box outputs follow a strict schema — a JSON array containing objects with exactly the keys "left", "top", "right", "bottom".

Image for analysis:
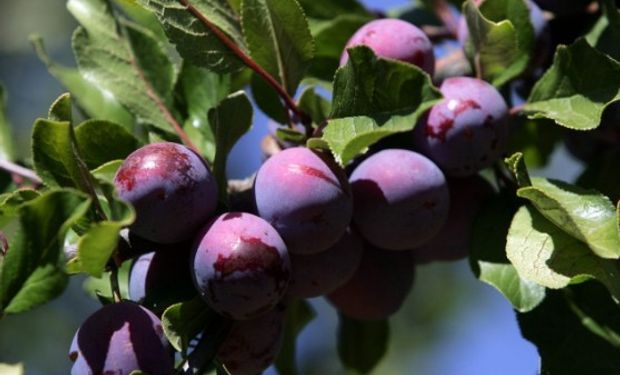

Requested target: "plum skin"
[
  {"left": 327, "top": 245, "right": 415, "bottom": 320},
  {"left": 288, "top": 228, "right": 364, "bottom": 299},
  {"left": 254, "top": 147, "right": 353, "bottom": 255},
  {"left": 68, "top": 301, "right": 173, "bottom": 375},
  {"left": 349, "top": 149, "right": 450, "bottom": 250},
  {"left": 114, "top": 142, "right": 218, "bottom": 244},
  {"left": 340, "top": 18, "right": 435, "bottom": 75},
  {"left": 414, "top": 77, "right": 509, "bottom": 177},
  {"left": 192, "top": 212, "right": 291, "bottom": 320}
]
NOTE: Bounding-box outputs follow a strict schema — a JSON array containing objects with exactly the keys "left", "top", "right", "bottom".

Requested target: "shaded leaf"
[
  {"left": 337, "top": 315, "right": 389, "bottom": 374},
  {"left": 275, "top": 299, "right": 316, "bottom": 375},
  {"left": 585, "top": 0, "right": 620, "bottom": 61},
  {"left": 75, "top": 119, "right": 141, "bottom": 169},
  {"left": 162, "top": 297, "right": 213, "bottom": 353}
]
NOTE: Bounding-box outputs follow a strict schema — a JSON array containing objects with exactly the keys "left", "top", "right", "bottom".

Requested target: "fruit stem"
[
  {"left": 509, "top": 104, "right": 525, "bottom": 116},
  {"left": 0, "top": 159, "right": 43, "bottom": 186},
  {"left": 109, "top": 256, "right": 123, "bottom": 303},
  {"left": 178, "top": 0, "right": 311, "bottom": 131}
]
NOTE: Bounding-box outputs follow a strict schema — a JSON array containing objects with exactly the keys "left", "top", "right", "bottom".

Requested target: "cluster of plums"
[{"left": 68, "top": 1, "right": 595, "bottom": 373}]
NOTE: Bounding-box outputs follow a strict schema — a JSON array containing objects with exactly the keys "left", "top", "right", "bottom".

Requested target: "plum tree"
[
  {"left": 68, "top": 301, "right": 173, "bottom": 375},
  {"left": 191, "top": 212, "right": 291, "bottom": 320},
  {"left": 414, "top": 77, "right": 509, "bottom": 176},
  {"left": 340, "top": 18, "right": 435, "bottom": 75},
  {"left": 349, "top": 149, "right": 450, "bottom": 250},
  {"left": 254, "top": 147, "right": 353, "bottom": 254},
  {"left": 327, "top": 245, "right": 415, "bottom": 320},
  {"left": 288, "top": 228, "right": 364, "bottom": 298},
  {"left": 114, "top": 142, "right": 218, "bottom": 244},
  {"left": 413, "top": 175, "right": 495, "bottom": 263},
  {"left": 217, "top": 303, "right": 286, "bottom": 375}
]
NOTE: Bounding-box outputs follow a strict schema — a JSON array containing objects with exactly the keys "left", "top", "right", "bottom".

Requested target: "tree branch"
[{"left": 0, "top": 159, "right": 43, "bottom": 185}]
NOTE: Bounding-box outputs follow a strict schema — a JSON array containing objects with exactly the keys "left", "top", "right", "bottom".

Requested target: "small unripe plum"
[
  {"left": 254, "top": 147, "right": 353, "bottom": 254},
  {"left": 414, "top": 175, "right": 495, "bottom": 263},
  {"left": 327, "top": 245, "right": 415, "bottom": 320},
  {"left": 68, "top": 301, "right": 173, "bottom": 375},
  {"left": 414, "top": 77, "right": 509, "bottom": 176},
  {"left": 217, "top": 304, "right": 286, "bottom": 375},
  {"left": 340, "top": 18, "right": 435, "bottom": 75},
  {"left": 349, "top": 149, "right": 450, "bottom": 250},
  {"left": 114, "top": 142, "right": 218, "bottom": 244},
  {"left": 288, "top": 229, "right": 364, "bottom": 298},
  {"left": 192, "top": 212, "right": 291, "bottom": 320}
]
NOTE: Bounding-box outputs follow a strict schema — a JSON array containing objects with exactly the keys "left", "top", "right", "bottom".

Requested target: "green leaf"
[
  {"left": 585, "top": 0, "right": 620, "bottom": 61},
  {"left": 504, "top": 152, "right": 531, "bottom": 187},
  {"left": 525, "top": 39, "right": 620, "bottom": 130},
  {"left": 241, "top": 0, "right": 315, "bottom": 95},
  {"left": 517, "top": 177, "right": 620, "bottom": 259},
  {"left": 470, "top": 194, "right": 545, "bottom": 312},
  {"left": 91, "top": 160, "right": 123, "bottom": 184},
  {"left": 518, "top": 285, "right": 620, "bottom": 375},
  {"left": 506, "top": 206, "right": 620, "bottom": 301},
  {"left": 208, "top": 91, "right": 253, "bottom": 200},
  {"left": 507, "top": 118, "right": 563, "bottom": 168},
  {"left": 82, "top": 260, "right": 131, "bottom": 301},
  {"left": 275, "top": 299, "right": 316, "bottom": 375},
  {"left": 296, "top": 0, "right": 369, "bottom": 19},
  {"left": 178, "top": 64, "right": 232, "bottom": 163},
  {"left": 75, "top": 119, "right": 141, "bottom": 169},
  {"left": 162, "top": 297, "right": 213, "bottom": 353},
  {"left": 48, "top": 93, "right": 73, "bottom": 123},
  {"left": 30, "top": 36, "right": 135, "bottom": 131},
  {"left": 250, "top": 73, "right": 288, "bottom": 124},
  {"left": 463, "top": 0, "right": 534, "bottom": 86},
  {"left": 69, "top": 0, "right": 178, "bottom": 134},
  {"left": 0, "top": 363, "right": 24, "bottom": 375},
  {"left": 0, "top": 190, "right": 91, "bottom": 315},
  {"left": 113, "top": 0, "right": 167, "bottom": 40},
  {"left": 298, "top": 86, "right": 331, "bottom": 125},
  {"left": 0, "top": 190, "right": 41, "bottom": 228},
  {"left": 140, "top": 0, "right": 246, "bottom": 73},
  {"left": 577, "top": 148, "right": 620, "bottom": 204},
  {"left": 0, "top": 85, "right": 14, "bottom": 161},
  {"left": 337, "top": 315, "right": 389, "bottom": 374}
]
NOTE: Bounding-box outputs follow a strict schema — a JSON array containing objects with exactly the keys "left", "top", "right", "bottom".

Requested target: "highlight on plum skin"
[
  {"left": 349, "top": 149, "right": 450, "bottom": 250},
  {"left": 217, "top": 303, "right": 287, "bottom": 375},
  {"left": 327, "top": 245, "right": 415, "bottom": 321},
  {"left": 288, "top": 228, "right": 364, "bottom": 299},
  {"left": 340, "top": 18, "right": 435, "bottom": 75},
  {"left": 254, "top": 147, "right": 353, "bottom": 255},
  {"left": 191, "top": 212, "right": 291, "bottom": 320},
  {"left": 414, "top": 77, "right": 509, "bottom": 177},
  {"left": 413, "top": 175, "right": 495, "bottom": 263},
  {"left": 113, "top": 142, "right": 218, "bottom": 244},
  {"left": 68, "top": 301, "right": 173, "bottom": 375}
]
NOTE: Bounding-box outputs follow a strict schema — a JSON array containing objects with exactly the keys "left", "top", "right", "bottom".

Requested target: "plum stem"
[
  {"left": 178, "top": 0, "right": 311, "bottom": 132},
  {"left": 109, "top": 257, "right": 122, "bottom": 303},
  {"left": 509, "top": 104, "right": 525, "bottom": 116},
  {"left": 432, "top": 0, "right": 459, "bottom": 38},
  {"left": 0, "top": 159, "right": 42, "bottom": 186}
]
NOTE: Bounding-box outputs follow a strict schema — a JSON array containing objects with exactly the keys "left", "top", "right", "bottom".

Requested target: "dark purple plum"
[
  {"left": 349, "top": 149, "right": 449, "bottom": 250},
  {"left": 217, "top": 304, "right": 286, "bottom": 375},
  {"left": 254, "top": 147, "right": 353, "bottom": 254},
  {"left": 68, "top": 301, "right": 173, "bottom": 375},
  {"left": 327, "top": 245, "right": 415, "bottom": 320},
  {"left": 288, "top": 228, "right": 364, "bottom": 298},
  {"left": 414, "top": 175, "right": 495, "bottom": 263},
  {"left": 414, "top": 77, "right": 509, "bottom": 177},
  {"left": 128, "top": 247, "right": 195, "bottom": 312},
  {"left": 191, "top": 212, "right": 291, "bottom": 320},
  {"left": 340, "top": 18, "right": 435, "bottom": 75},
  {"left": 114, "top": 142, "right": 218, "bottom": 244}
]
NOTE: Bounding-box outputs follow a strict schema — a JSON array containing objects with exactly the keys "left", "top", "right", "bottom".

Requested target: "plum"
[
  {"left": 254, "top": 147, "right": 353, "bottom": 254},
  {"left": 414, "top": 77, "right": 509, "bottom": 177},
  {"left": 191, "top": 212, "right": 291, "bottom": 320},
  {"left": 68, "top": 301, "right": 173, "bottom": 375},
  {"left": 114, "top": 142, "right": 218, "bottom": 244},
  {"left": 340, "top": 18, "right": 435, "bottom": 75},
  {"left": 327, "top": 245, "right": 415, "bottom": 320},
  {"left": 413, "top": 175, "right": 495, "bottom": 263},
  {"left": 288, "top": 228, "right": 364, "bottom": 298},
  {"left": 217, "top": 304, "right": 286, "bottom": 375},
  {"left": 349, "top": 149, "right": 450, "bottom": 250}
]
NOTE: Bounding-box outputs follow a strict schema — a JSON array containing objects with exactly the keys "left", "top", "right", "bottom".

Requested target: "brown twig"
[
  {"left": 510, "top": 104, "right": 525, "bottom": 116},
  {"left": 432, "top": 0, "right": 460, "bottom": 38},
  {"left": 0, "top": 159, "right": 43, "bottom": 185},
  {"left": 178, "top": 0, "right": 310, "bottom": 129}
]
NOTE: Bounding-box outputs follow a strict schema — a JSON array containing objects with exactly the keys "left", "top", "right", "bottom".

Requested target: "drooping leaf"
[
  {"left": 30, "top": 36, "right": 135, "bottom": 131},
  {"left": 517, "top": 177, "right": 620, "bottom": 259},
  {"left": 74, "top": 119, "right": 141, "bottom": 169},
  {"left": 275, "top": 299, "right": 316, "bottom": 375},
  {"left": 506, "top": 206, "right": 620, "bottom": 301},
  {"left": 0, "top": 190, "right": 91, "bottom": 315},
  {"left": 470, "top": 194, "right": 545, "bottom": 312},
  {"left": 337, "top": 315, "right": 389, "bottom": 374},
  {"left": 140, "top": 0, "right": 246, "bottom": 73},
  {"left": 68, "top": 0, "right": 179, "bottom": 134},
  {"left": 463, "top": 0, "right": 534, "bottom": 86},
  {"left": 0, "top": 85, "right": 14, "bottom": 161},
  {"left": 525, "top": 39, "right": 620, "bottom": 130},
  {"left": 298, "top": 86, "right": 331, "bottom": 125},
  {"left": 162, "top": 297, "right": 214, "bottom": 353},
  {"left": 585, "top": 0, "right": 620, "bottom": 61},
  {"left": 250, "top": 73, "right": 288, "bottom": 124},
  {"left": 208, "top": 91, "right": 253, "bottom": 200},
  {"left": 241, "top": 0, "right": 315, "bottom": 95}
]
